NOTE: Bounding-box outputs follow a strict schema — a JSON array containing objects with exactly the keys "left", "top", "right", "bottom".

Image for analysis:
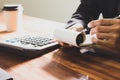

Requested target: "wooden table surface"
[
  {"left": 0, "top": 47, "right": 120, "bottom": 80},
  {"left": 0, "top": 14, "right": 120, "bottom": 80}
]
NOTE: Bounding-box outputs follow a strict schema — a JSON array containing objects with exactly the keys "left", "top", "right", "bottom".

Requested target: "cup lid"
[{"left": 2, "top": 4, "right": 23, "bottom": 11}]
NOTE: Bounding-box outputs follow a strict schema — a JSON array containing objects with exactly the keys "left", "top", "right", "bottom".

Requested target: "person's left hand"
[{"left": 88, "top": 19, "right": 120, "bottom": 54}]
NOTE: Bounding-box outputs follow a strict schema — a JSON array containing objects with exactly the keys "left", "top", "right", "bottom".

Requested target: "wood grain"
[
  {"left": 52, "top": 47, "right": 120, "bottom": 80},
  {"left": 0, "top": 46, "right": 120, "bottom": 80}
]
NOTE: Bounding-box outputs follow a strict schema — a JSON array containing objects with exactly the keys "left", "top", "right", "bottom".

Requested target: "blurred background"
[{"left": 0, "top": 0, "right": 80, "bottom": 23}]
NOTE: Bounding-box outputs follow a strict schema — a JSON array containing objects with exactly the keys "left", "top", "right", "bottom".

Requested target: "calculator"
[
  {"left": 0, "top": 34, "right": 60, "bottom": 58},
  {"left": 0, "top": 68, "right": 13, "bottom": 80}
]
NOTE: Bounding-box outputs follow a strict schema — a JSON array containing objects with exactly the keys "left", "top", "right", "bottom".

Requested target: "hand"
[
  {"left": 88, "top": 19, "right": 120, "bottom": 53},
  {"left": 59, "top": 26, "right": 84, "bottom": 47}
]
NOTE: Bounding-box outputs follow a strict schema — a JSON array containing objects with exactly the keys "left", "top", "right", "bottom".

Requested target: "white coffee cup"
[{"left": 2, "top": 4, "right": 23, "bottom": 32}]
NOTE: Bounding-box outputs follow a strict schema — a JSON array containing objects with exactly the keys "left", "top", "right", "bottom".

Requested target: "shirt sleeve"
[
  {"left": 65, "top": 0, "right": 101, "bottom": 30},
  {"left": 65, "top": 15, "right": 84, "bottom": 29}
]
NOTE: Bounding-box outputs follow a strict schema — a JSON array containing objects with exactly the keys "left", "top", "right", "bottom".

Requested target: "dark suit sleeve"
[{"left": 65, "top": 0, "right": 101, "bottom": 29}]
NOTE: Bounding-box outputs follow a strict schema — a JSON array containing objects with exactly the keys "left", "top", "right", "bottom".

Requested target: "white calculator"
[{"left": 0, "top": 33, "right": 60, "bottom": 58}]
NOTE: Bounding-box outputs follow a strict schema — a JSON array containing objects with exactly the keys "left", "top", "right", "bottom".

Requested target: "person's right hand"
[
  {"left": 88, "top": 19, "right": 120, "bottom": 54},
  {"left": 59, "top": 25, "right": 84, "bottom": 47}
]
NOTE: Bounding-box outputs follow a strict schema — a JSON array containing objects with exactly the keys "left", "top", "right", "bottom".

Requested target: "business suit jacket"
[{"left": 66, "top": 0, "right": 120, "bottom": 32}]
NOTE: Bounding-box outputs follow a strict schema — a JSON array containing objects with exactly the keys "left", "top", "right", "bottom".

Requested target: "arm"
[
  {"left": 60, "top": 0, "right": 101, "bottom": 47},
  {"left": 65, "top": 0, "right": 101, "bottom": 32}
]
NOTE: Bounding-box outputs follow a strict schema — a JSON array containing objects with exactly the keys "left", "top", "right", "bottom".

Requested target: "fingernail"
[
  {"left": 87, "top": 23, "right": 92, "bottom": 28},
  {"left": 91, "top": 34, "right": 97, "bottom": 39}
]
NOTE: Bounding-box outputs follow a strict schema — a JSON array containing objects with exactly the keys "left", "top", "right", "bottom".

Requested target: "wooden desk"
[{"left": 0, "top": 15, "right": 120, "bottom": 80}]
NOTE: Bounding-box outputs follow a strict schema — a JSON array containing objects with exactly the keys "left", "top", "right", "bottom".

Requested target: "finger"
[
  {"left": 95, "top": 33, "right": 111, "bottom": 40},
  {"left": 59, "top": 42, "right": 68, "bottom": 46},
  {"left": 88, "top": 19, "right": 119, "bottom": 28},
  {"left": 74, "top": 26, "right": 83, "bottom": 32},
  {"left": 90, "top": 25, "right": 114, "bottom": 34},
  {"left": 92, "top": 37, "right": 108, "bottom": 46},
  {"left": 92, "top": 37, "right": 120, "bottom": 53},
  {"left": 92, "top": 38, "right": 117, "bottom": 53},
  {"left": 92, "top": 38, "right": 114, "bottom": 49},
  {"left": 90, "top": 27, "right": 97, "bottom": 34}
]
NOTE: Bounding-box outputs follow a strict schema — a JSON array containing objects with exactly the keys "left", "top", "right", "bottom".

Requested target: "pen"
[{"left": 114, "top": 16, "right": 120, "bottom": 19}]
